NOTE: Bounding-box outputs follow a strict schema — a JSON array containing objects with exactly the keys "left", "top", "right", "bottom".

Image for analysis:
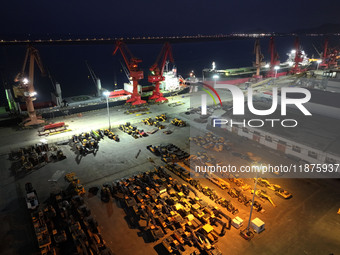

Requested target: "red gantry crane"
[
  {"left": 253, "top": 39, "right": 264, "bottom": 79},
  {"left": 290, "top": 37, "right": 305, "bottom": 74},
  {"left": 14, "top": 46, "right": 46, "bottom": 126},
  {"left": 319, "top": 38, "right": 338, "bottom": 69},
  {"left": 113, "top": 41, "right": 146, "bottom": 105},
  {"left": 148, "top": 42, "right": 174, "bottom": 102},
  {"left": 266, "top": 37, "right": 280, "bottom": 78}
]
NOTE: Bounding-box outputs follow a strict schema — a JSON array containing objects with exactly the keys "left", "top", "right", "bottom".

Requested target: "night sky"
[
  {"left": 1, "top": 0, "right": 340, "bottom": 103},
  {"left": 1, "top": 0, "right": 339, "bottom": 37}
]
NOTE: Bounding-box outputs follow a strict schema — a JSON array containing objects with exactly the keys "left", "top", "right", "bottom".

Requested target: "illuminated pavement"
[{"left": 0, "top": 85, "right": 339, "bottom": 255}]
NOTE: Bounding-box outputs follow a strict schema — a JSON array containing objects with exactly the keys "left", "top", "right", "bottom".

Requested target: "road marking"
[{"left": 48, "top": 170, "right": 65, "bottom": 182}]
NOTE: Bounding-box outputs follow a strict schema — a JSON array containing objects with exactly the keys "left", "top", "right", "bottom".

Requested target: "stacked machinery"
[
  {"left": 148, "top": 42, "right": 174, "bottom": 102},
  {"left": 113, "top": 41, "right": 146, "bottom": 105},
  {"left": 14, "top": 46, "right": 46, "bottom": 126}
]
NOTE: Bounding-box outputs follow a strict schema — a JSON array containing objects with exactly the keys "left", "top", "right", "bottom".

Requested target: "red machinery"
[
  {"left": 148, "top": 42, "right": 174, "bottom": 102},
  {"left": 43, "top": 122, "right": 65, "bottom": 131},
  {"left": 290, "top": 37, "right": 304, "bottom": 74},
  {"left": 319, "top": 38, "right": 338, "bottom": 69},
  {"left": 266, "top": 37, "right": 280, "bottom": 78},
  {"left": 14, "top": 46, "right": 45, "bottom": 126},
  {"left": 113, "top": 41, "right": 146, "bottom": 105}
]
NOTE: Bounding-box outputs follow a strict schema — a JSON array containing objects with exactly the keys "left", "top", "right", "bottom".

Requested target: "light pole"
[
  {"left": 103, "top": 91, "right": 111, "bottom": 130},
  {"left": 316, "top": 59, "right": 322, "bottom": 70},
  {"left": 274, "top": 65, "right": 279, "bottom": 78},
  {"left": 213, "top": 74, "right": 219, "bottom": 88},
  {"left": 246, "top": 170, "right": 259, "bottom": 232}
]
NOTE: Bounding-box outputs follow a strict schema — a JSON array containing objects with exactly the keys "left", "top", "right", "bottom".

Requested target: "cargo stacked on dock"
[{"left": 109, "top": 166, "right": 225, "bottom": 254}]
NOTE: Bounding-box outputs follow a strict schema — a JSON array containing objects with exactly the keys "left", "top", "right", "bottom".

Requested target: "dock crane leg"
[
  {"left": 149, "top": 80, "right": 167, "bottom": 102},
  {"left": 148, "top": 42, "right": 174, "bottom": 103}
]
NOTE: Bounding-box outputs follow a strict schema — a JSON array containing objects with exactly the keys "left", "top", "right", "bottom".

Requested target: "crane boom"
[
  {"left": 253, "top": 39, "right": 263, "bottom": 78},
  {"left": 266, "top": 37, "right": 280, "bottom": 78},
  {"left": 148, "top": 42, "right": 174, "bottom": 102},
  {"left": 113, "top": 41, "right": 146, "bottom": 105},
  {"left": 290, "top": 37, "right": 305, "bottom": 74},
  {"left": 14, "top": 46, "right": 45, "bottom": 126},
  {"left": 319, "top": 38, "right": 338, "bottom": 69}
]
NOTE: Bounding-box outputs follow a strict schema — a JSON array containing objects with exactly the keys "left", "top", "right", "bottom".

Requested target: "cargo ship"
[{"left": 202, "top": 49, "right": 311, "bottom": 86}]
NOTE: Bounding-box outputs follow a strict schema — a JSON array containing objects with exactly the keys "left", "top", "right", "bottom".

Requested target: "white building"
[{"left": 209, "top": 99, "right": 340, "bottom": 165}]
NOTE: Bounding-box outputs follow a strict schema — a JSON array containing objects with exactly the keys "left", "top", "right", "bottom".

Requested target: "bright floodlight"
[
  {"left": 30, "top": 91, "right": 37, "bottom": 97},
  {"left": 22, "top": 78, "right": 29, "bottom": 85},
  {"left": 291, "top": 50, "right": 296, "bottom": 54},
  {"left": 212, "top": 61, "right": 216, "bottom": 70},
  {"left": 264, "top": 64, "right": 270, "bottom": 68},
  {"left": 274, "top": 66, "right": 280, "bottom": 70},
  {"left": 317, "top": 59, "right": 322, "bottom": 63},
  {"left": 103, "top": 91, "right": 110, "bottom": 97},
  {"left": 213, "top": 74, "right": 219, "bottom": 79}
]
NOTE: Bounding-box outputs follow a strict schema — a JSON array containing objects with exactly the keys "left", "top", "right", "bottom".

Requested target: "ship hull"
[{"left": 202, "top": 65, "right": 291, "bottom": 86}]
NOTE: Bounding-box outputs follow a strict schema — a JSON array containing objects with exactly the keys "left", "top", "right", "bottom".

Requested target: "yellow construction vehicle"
[
  {"left": 142, "top": 117, "right": 154, "bottom": 126},
  {"left": 200, "top": 224, "right": 219, "bottom": 244},
  {"left": 65, "top": 172, "right": 77, "bottom": 183},
  {"left": 155, "top": 113, "right": 167, "bottom": 122},
  {"left": 171, "top": 118, "right": 186, "bottom": 127}
]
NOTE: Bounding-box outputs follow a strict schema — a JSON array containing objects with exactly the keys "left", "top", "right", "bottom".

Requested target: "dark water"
[{"left": 0, "top": 36, "right": 337, "bottom": 103}]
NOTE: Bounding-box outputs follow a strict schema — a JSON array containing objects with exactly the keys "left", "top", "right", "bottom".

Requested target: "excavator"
[
  {"left": 148, "top": 42, "right": 174, "bottom": 102},
  {"left": 13, "top": 46, "right": 46, "bottom": 126},
  {"left": 113, "top": 41, "right": 146, "bottom": 105}
]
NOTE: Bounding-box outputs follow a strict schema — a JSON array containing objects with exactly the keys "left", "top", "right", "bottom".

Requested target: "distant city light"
[
  {"left": 264, "top": 64, "right": 270, "bottom": 68},
  {"left": 29, "top": 91, "right": 37, "bottom": 97}
]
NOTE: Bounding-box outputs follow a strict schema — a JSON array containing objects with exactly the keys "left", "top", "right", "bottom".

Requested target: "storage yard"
[
  {"left": 1, "top": 1, "right": 340, "bottom": 254},
  {"left": 0, "top": 98, "right": 340, "bottom": 255}
]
